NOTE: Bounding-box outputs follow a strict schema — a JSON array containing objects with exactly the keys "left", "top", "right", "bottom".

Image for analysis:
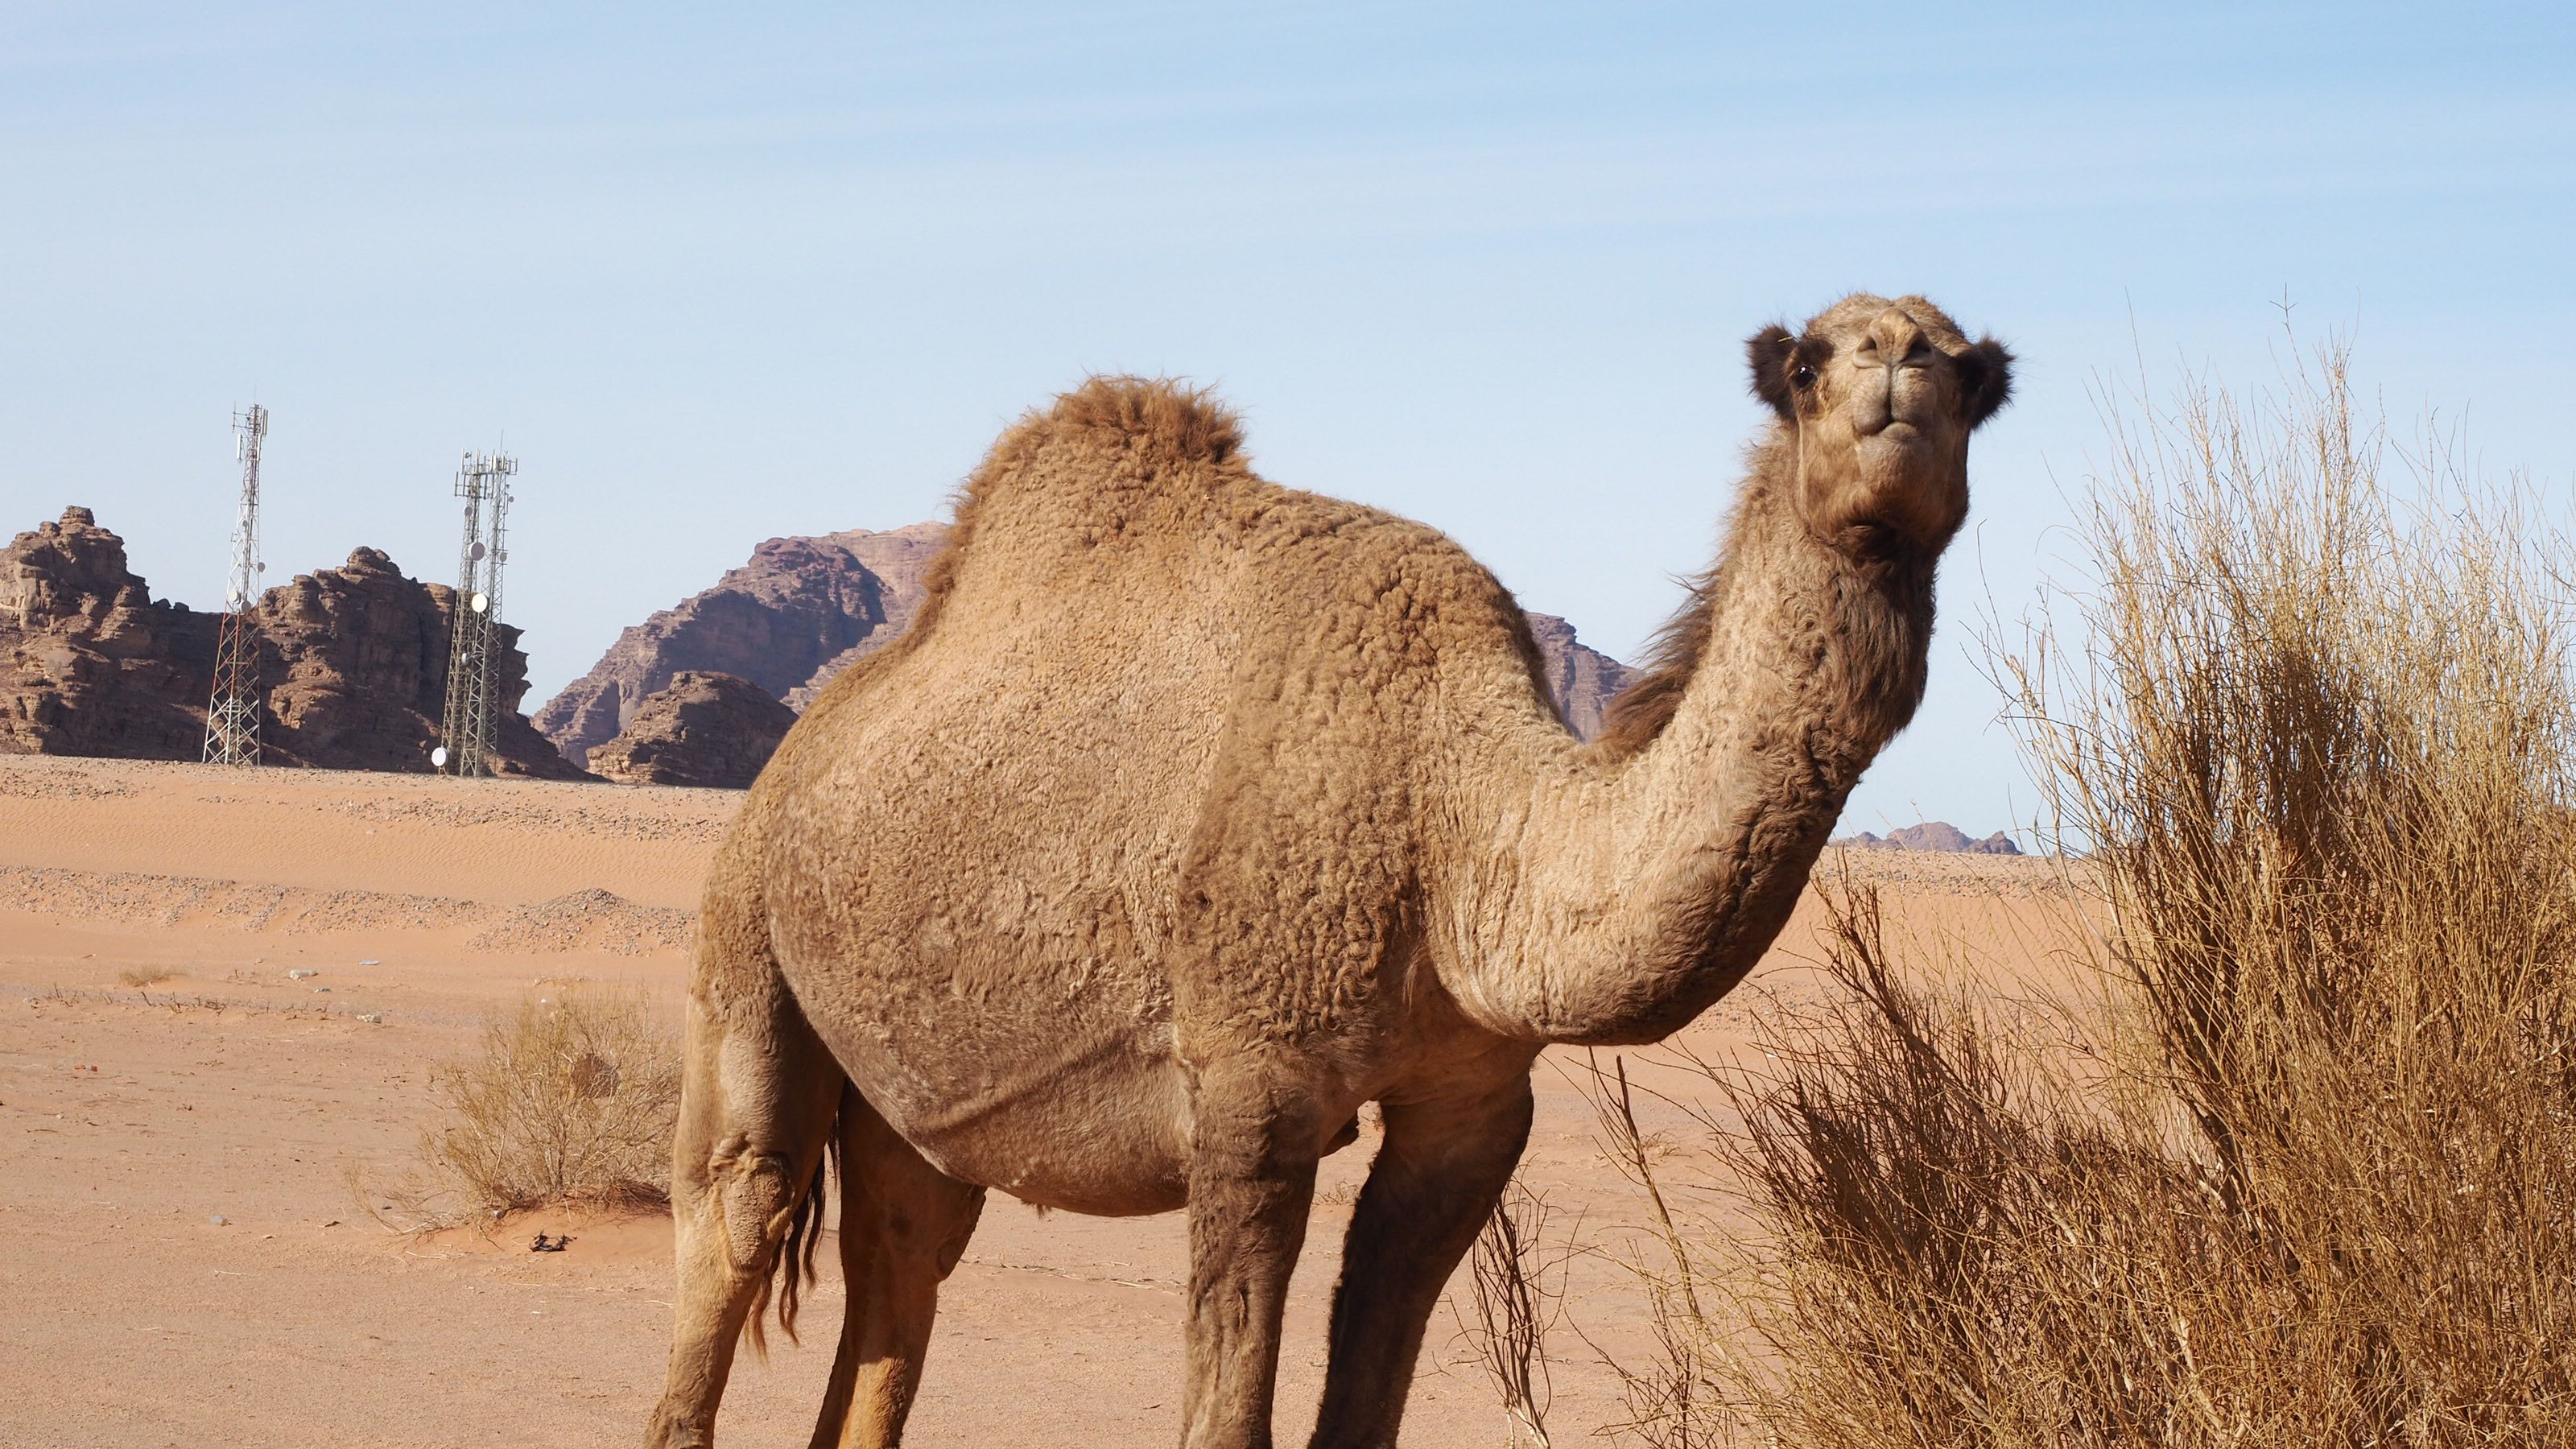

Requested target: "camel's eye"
[{"left": 1791, "top": 365, "right": 1816, "bottom": 390}]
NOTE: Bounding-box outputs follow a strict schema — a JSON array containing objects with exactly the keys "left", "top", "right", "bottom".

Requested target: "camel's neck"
[{"left": 1438, "top": 436, "right": 1941, "bottom": 1044}]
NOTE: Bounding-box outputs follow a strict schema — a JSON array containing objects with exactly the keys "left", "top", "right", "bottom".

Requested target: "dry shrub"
[
  {"left": 1714, "top": 886, "right": 2242, "bottom": 1447},
  {"left": 1455, "top": 1175, "right": 1574, "bottom": 1447},
  {"left": 1579, "top": 1052, "right": 1750, "bottom": 1449},
  {"left": 1628, "top": 341, "right": 2576, "bottom": 1447},
  {"left": 118, "top": 965, "right": 174, "bottom": 987},
  {"left": 413, "top": 986, "right": 683, "bottom": 1216}
]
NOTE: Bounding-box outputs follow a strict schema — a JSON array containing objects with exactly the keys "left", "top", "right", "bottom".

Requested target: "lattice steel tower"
[
  {"left": 201, "top": 404, "right": 269, "bottom": 766},
  {"left": 436, "top": 449, "right": 517, "bottom": 777}
]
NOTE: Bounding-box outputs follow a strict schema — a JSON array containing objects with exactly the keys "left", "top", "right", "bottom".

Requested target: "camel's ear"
[
  {"left": 1955, "top": 336, "right": 2016, "bottom": 427},
  {"left": 1746, "top": 324, "right": 1799, "bottom": 423}
]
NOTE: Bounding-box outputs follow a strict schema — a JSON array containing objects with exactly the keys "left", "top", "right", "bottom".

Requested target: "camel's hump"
[
  {"left": 982, "top": 375, "right": 1245, "bottom": 481},
  {"left": 939, "top": 374, "right": 1278, "bottom": 557},
  {"left": 958, "top": 374, "right": 1480, "bottom": 572},
  {"left": 780, "top": 370, "right": 1550, "bottom": 746}
]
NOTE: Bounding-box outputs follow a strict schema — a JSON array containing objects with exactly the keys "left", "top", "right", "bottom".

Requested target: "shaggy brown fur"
[{"left": 643, "top": 293, "right": 2013, "bottom": 1449}]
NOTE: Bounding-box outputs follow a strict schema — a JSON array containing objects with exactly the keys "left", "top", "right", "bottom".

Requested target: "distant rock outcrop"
[
  {"left": 0, "top": 507, "right": 207, "bottom": 758},
  {"left": 532, "top": 522, "right": 945, "bottom": 768},
  {"left": 1525, "top": 612, "right": 1633, "bottom": 741},
  {"left": 0, "top": 507, "right": 580, "bottom": 777},
  {"left": 585, "top": 671, "right": 796, "bottom": 788},
  {"left": 1831, "top": 821, "right": 2022, "bottom": 855},
  {"left": 257, "top": 546, "right": 580, "bottom": 777},
  {"left": 539, "top": 521, "right": 1643, "bottom": 769}
]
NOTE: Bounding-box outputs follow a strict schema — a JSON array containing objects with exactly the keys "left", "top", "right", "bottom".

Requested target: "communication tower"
[
  {"left": 201, "top": 405, "right": 269, "bottom": 766},
  {"left": 435, "top": 449, "right": 518, "bottom": 777}
]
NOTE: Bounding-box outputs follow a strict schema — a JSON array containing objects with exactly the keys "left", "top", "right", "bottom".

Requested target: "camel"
[{"left": 643, "top": 291, "right": 2014, "bottom": 1448}]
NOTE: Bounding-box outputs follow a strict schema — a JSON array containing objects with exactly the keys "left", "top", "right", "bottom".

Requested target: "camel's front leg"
[
  {"left": 1181, "top": 1067, "right": 1321, "bottom": 1449},
  {"left": 1309, "top": 1075, "right": 1534, "bottom": 1449},
  {"left": 644, "top": 913, "right": 845, "bottom": 1448}
]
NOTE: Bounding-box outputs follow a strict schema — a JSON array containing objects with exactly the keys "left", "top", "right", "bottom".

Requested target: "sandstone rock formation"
[
  {"left": 1, "top": 507, "right": 580, "bottom": 777},
  {"left": 1524, "top": 611, "right": 1632, "bottom": 741},
  {"left": 257, "top": 546, "right": 580, "bottom": 777},
  {"left": 0, "top": 508, "right": 208, "bottom": 758},
  {"left": 585, "top": 671, "right": 796, "bottom": 788},
  {"left": 539, "top": 522, "right": 1640, "bottom": 767},
  {"left": 532, "top": 522, "right": 945, "bottom": 768},
  {"left": 1831, "top": 820, "right": 2023, "bottom": 855}
]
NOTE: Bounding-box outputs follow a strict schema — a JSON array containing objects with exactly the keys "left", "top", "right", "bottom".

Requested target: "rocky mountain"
[
  {"left": 533, "top": 522, "right": 945, "bottom": 768},
  {"left": 1, "top": 506, "right": 580, "bottom": 777},
  {"left": 585, "top": 671, "right": 796, "bottom": 788},
  {"left": 1524, "top": 611, "right": 1632, "bottom": 741},
  {"left": 1831, "top": 821, "right": 2023, "bottom": 855},
  {"left": 539, "top": 521, "right": 1640, "bottom": 770},
  {"left": 253, "top": 546, "right": 579, "bottom": 776},
  {"left": 0, "top": 507, "right": 209, "bottom": 758}
]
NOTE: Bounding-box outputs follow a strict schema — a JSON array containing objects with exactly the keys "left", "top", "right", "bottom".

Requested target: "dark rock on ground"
[{"left": 585, "top": 671, "right": 797, "bottom": 789}]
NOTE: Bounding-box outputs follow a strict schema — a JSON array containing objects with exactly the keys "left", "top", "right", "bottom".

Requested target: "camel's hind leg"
[
  {"left": 803, "top": 1088, "right": 987, "bottom": 1449},
  {"left": 644, "top": 881, "right": 844, "bottom": 1449}
]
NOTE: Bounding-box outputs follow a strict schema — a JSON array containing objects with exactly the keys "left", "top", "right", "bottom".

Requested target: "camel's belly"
[
  {"left": 762, "top": 628, "right": 1219, "bottom": 1214},
  {"left": 779, "top": 934, "right": 1195, "bottom": 1217}
]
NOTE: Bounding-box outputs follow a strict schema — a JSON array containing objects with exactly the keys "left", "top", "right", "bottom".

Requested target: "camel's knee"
[{"left": 708, "top": 1143, "right": 806, "bottom": 1274}]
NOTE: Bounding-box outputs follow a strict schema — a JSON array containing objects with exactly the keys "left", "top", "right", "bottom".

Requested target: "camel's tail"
[{"left": 741, "top": 1082, "right": 849, "bottom": 1357}]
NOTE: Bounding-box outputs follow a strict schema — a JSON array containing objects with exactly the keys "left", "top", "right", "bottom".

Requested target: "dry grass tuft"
[
  {"left": 117, "top": 965, "right": 175, "bottom": 988},
  {"left": 1602, "top": 341, "right": 2576, "bottom": 1446},
  {"left": 406, "top": 987, "right": 683, "bottom": 1218},
  {"left": 1575, "top": 1052, "right": 1748, "bottom": 1448},
  {"left": 1714, "top": 886, "right": 2233, "bottom": 1446},
  {"left": 1454, "top": 1175, "right": 1573, "bottom": 1447}
]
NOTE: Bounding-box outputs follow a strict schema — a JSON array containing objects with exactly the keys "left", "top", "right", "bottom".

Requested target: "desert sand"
[{"left": 0, "top": 756, "right": 2089, "bottom": 1447}]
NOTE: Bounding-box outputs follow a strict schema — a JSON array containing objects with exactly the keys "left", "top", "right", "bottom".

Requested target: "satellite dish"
[
  {"left": 255, "top": 562, "right": 266, "bottom": 573},
  {"left": 469, "top": 592, "right": 489, "bottom": 614},
  {"left": 225, "top": 590, "right": 242, "bottom": 609},
  {"left": 430, "top": 745, "right": 450, "bottom": 769},
  {"left": 469, "top": 542, "right": 486, "bottom": 561}
]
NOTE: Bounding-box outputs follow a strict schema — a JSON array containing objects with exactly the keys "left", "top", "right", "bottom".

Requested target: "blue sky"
[{"left": 6, "top": 2, "right": 2573, "bottom": 835}]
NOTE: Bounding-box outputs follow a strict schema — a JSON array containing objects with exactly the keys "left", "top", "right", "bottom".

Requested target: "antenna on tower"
[
  {"left": 435, "top": 448, "right": 518, "bottom": 777},
  {"left": 202, "top": 404, "right": 269, "bottom": 766}
]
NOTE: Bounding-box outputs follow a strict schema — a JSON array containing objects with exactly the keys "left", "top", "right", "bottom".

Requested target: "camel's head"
[{"left": 1748, "top": 292, "right": 2013, "bottom": 559}]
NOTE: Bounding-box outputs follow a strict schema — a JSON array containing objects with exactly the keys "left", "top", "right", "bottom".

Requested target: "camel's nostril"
[{"left": 1869, "top": 308, "right": 1926, "bottom": 365}]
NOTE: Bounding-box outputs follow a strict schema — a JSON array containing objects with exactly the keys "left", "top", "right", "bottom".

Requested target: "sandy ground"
[{"left": 0, "top": 756, "right": 2094, "bottom": 1447}]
